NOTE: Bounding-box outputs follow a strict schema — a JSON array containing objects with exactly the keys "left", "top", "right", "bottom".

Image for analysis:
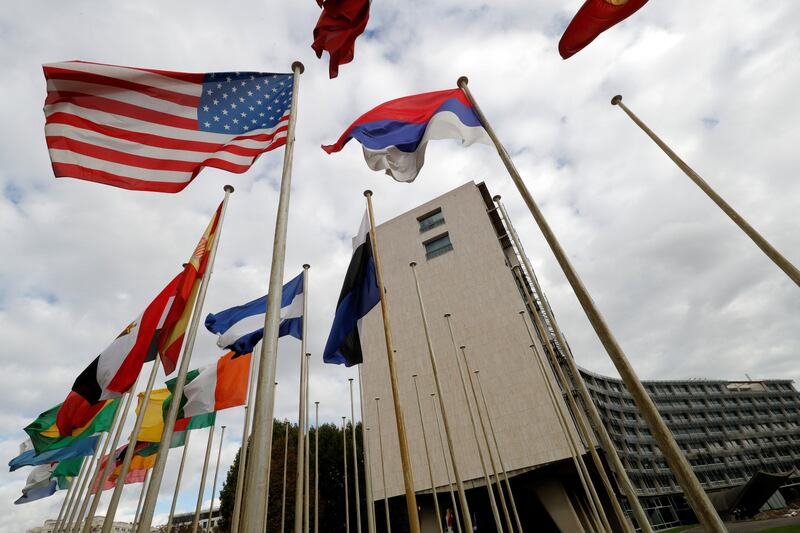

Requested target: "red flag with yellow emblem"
[{"left": 559, "top": 0, "right": 648, "bottom": 59}]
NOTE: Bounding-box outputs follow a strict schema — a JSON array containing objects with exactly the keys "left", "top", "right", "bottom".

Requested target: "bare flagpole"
[
  {"left": 314, "top": 402, "right": 320, "bottom": 533},
  {"left": 374, "top": 398, "right": 392, "bottom": 533},
  {"left": 53, "top": 470, "right": 76, "bottom": 531},
  {"left": 611, "top": 95, "right": 799, "bottom": 287},
  {"left": 240, "top": 61, "right": 305, "bottom": 532},
  {"left": 280, "top": 421, "right": 290, "bottom": 533},
  {"left": 363, "top": 190, "right": 421, "bottom": 532},
  {"left": 231, "top": 350, "right": 260, "bottom": 533},
  {"left": 358, "top": 366, "right": 377, "bottom": 533},
  {"left": 131, "top": 468, "right": 151, "bottom": 529},
  {"left": 165, "top": 429, "right": 193, "bottom": 532},
  {"left": 431, "top": 393, "right": 462, "bottom": 533},
  {"left": 305, "top": 353, "right": 312, "bottom": 533},
  {"left": 191, "top": 424, "right": 216, "bottom": 533},
  {"left": 343, "top": 416, "right": 351, "bottom": 533},
  {"left": 458, "top": 76, "right": 726, "bottom": 532},
  {"left": 349, "top": 378, "right": 363, "bottom": 533},
  {"left": 408, "top": 264, "right": 475, "bottom": 533},
  {"left": 412, "top": 375, "right": 443, "bottom": 533},
  {"left": 137, "top": 184, "right": 235, "bottom": 532},
  {"left": 57, "top": 443, "right": 94, "bottom": 532},
  {"left": 262, "top": 381, "right": 279, "bottom": 527},
  {"left": 206, "top": 425, "right": 226, "bottom": 532},
  {"left": 294, "top": 267, "right": 311, "bottom": 533},
  {"left": 68, "top": 447, "right": 102, "bottom": 533}
]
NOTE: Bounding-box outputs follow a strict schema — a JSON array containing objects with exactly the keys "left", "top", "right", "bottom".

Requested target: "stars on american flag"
[{"left": 198, "top": 71, "right": 293, "bottom": 135}]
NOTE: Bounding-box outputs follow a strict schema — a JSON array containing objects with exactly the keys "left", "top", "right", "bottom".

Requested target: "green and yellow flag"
[{"left": 25, "top": 399, "right": 119, "bottom": 453}]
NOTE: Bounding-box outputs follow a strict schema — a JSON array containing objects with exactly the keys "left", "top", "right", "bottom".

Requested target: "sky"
[{"left": 1, "top": 0, "right": 798, "bottom": 530}]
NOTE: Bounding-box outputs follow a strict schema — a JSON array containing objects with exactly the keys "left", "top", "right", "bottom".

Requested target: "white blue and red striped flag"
[
  {"left": 43, "top": 61, "right": 294, "bottom": 193},
  {"left": 322, "top": 88, "right": 490, "bottom": 182}
]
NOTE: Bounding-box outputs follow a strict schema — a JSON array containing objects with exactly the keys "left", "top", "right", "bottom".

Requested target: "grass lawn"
[
  {"left": 657, "top": 526, "right": 698, "bottom": 533},
  {"left": 755, "top": 526, "right": 800, "bottom": 532}
]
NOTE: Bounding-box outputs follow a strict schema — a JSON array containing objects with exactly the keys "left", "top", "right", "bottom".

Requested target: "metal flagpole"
[
  {"left": 519, "top": 314, "right": 608, "bottom": 533},
  {"left": 137, "top": 184, "right": 236, "bottom": 532},
  {"left": 314, "top": 402, "right": 320, "bottom": 533},
  {"left": 374, "top": 398, "right": 391, "bottom": 533},
  {"left": 472, "top": 371, "right": 523, "bottom": 533},
  {"left": 65, "top": 451, "right": 96, "bottom": 533},
  {"left": 294, "top": 267, "right": 310, "bottom": 533},
  {"left": 280, "top": 422, "right": 290, "bottom": 533},
  {"left": 611, "top": 95, "right": 799, "bottom": 287},
  {"left": 363, "top": 190, "right": 421, "bottom": 533},
  {"left": 231, "top": 350, "right": 260, "bottom": 533},
  {"left": 207, "top": 425, "right": 226, "bottom": 532},
  {"left": 440, "top": 312, "right": 502, "bottom": 532},
  {"left": 131, "top": 468, "right": 151, "bottom": 529},
  {"left": 102, "top": 360, "right": 161, "bottom": 533},
  {"left": 458, "top": 346, "right": 513, "bottom": 533},
  {"left": 343, "top": 417, "right": 351, "bottom": 533},
  {"left": 81, "top": 386, "right": 139, "bottom": 533},
  {"left": 191, "top": 424, "right": 216, "bottom": 533},
  {"left": 495, "top": 196, "right": 652, "bottom": 533},
  {"left": 358, "top": 367, "right": 377, "bottom": 533},
  {"left": 349, "top": 379, "right": 363, "bottom": 533},
  {"left": 57, "top": 446, "right": 93, "bottom": 532},
  {"left": 409, "top": 263, "right": 477, "bottom": 533},
  {"left": 240, "top": 61, "right": 305, "bottom": 533},
  {"left": 305, "top": 353, "right": 312, "bottom": 533},
  {"left": 262, "top": 381, "right": 279, "bottom": 527},
  {"left": 431, "top": 393, "right": 463, "bottom": 533},
  {"left": 53, "top": 471, "right": 76, "bottom": 532},
  {"left": 166, "top": 429, "right": 193, "bottom": 532},
  {"left": 412, "top": 375, "right": 443, "bottom": 533},
  {"left": 458, "top": 75, "right": 727, "bottom": 532}
]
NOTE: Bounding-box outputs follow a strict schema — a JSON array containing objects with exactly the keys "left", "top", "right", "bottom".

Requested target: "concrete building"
[
  {"left": 359, "top": 181, "right": 615, "bottom": 532},
  {"left": 581, "top": 369, "right": 800, "bottom": 529},
  {"left": 26, "top": 517, "right": 149, "bottom": 533}
]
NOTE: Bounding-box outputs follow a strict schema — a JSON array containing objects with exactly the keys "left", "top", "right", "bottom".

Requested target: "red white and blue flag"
[
  {"left": 323, "top": 88, "right": 490, "bottom": 182},
  {"left": 43, "top": 61, "right": 293, "bottom": 193}
]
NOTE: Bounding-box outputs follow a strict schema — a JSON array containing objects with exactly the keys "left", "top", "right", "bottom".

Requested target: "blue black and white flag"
[
  {"left": 14, "top": 464, "right": 58, "bottom": 505},
  {"left": 9, "top": 436, "right": 99, "bottom": 472},
  {"left": 323, "top": 211, "right": 380, "bottom": 366},
  {"left": 205, "top": 272, "right": 304, "bottom": 355}
]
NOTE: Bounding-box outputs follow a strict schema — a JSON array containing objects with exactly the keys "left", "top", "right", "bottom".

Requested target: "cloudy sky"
[{"left": 1, "top": 0, "right": 798, "bottom": 530}]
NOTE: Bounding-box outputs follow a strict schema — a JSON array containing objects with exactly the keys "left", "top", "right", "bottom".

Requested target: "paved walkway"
[{"left": 681, "top": 515, "right": 800, "bottom": 532}]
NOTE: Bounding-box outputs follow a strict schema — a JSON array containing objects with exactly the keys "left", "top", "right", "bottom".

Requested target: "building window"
[
  {"left": 418, "top": 208, "right": 445, "bottom": 233},
  {"left": 424, "top": 233, "right": 453, "bottom": 260}
]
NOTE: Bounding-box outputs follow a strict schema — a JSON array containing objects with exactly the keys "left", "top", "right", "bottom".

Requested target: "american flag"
[{"left": 43, "top": 61, "right": 294, "bottom": 193}]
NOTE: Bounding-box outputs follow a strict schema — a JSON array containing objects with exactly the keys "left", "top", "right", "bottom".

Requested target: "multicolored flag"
[
  {"left": 323, "top": 211, "right": 380, "bottom": 366},
  {"left": 558, "top": 0, "right": 649, "bottom": 59},
  {"left": 322, "top": 88, "right": 490, "bottom": 182},
  {"left": 157, "top": 202, "right": 224, "bottom": 374},
  {"left": 165, "top": 352, "right": 250, "bottom": 418},
  {"left": 14, "top": 464, "right": 59, "bottom": 504},
  {"left": 205, "top": 272, "right": 304, "bottom": 355},
  {"left": 51, "top": 456, "right": 85, "bottom": 489},
  {"left": 9, "top": 435, "right": 99, "bottom": 472},
  {"left": 312, "top": 0, "right": 370, "bottom": 78},
  {"left": 25, "top": 398, "right": 119, "bottom": 453},
  {"left": 43, "top": 61, "right": 294, "bottom": 192},
  {"left": 93, "top": 443, "right": 155, "bottom": 493}
]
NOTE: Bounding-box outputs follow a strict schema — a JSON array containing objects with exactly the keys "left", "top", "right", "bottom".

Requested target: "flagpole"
[
  {"left": 494, "top": 196, "right": 652, "bottom": 532},
  {"left": 363, "top": 190, "right": 421, "bottom": 533},
  {"left": 409, "top": 263, "right": 475, "bottom": 533},
  {"left": 343, "top": 416, "right": 350, "bottom": 533},
  {"left": 53, "top": 472, "right": 76, "bottom": 532},
  {"left": 131, "top": 468, "right": 151, "bottom": 529},
  {"left": 374, "top": 398, "right": 391, "bottom": 533},
  {"left": 280, "top": 421, "right": 290, "bottom": 533},
  {"left": 191, "top": 424, "right": 216, "bottom": 533},
  {"left": 81, "top": 386, "right": 139, "bottom": 533},
  {"left": 611, "top": 95, "right": 799, "bottom": 287},
  {"left": 472, "top": 371, "right": 523, "bottom": 533},
  {"left": 458, "top": 76, "right": 727, "bottom": 532},
  {"left": 358, "top": 367, "right": 377, "bottom": 533},
  {"left": 102, "top": 360, "right": 161, "bottom": 533},
  {"left": 207, "top": 425, "right": 226, "bottom": 532},
  {"left": 458, "top": 345, "right": 513, "bottom": 533},
  {"left": 348, "top": 378, "right": 363, "bottom": 533},
  {"left": 431, "top": 393, "right": 463, "bottom": 533},
  {"left": 440, "top": 312, "right": 502, "bottom": 532},
  {"left": 231, "top": 350, "right": 260, "bottom": 533},
  {"left": 305, "top": 353, "right": 312, "bottom": 533},
  {"left": 412, "top": 375, "right": 443, "bottom": 533},
  {"left": 136, "top": 184, "right": 235, "bottom": 532},
  {"left": 241, "top": 60, "right": 305, "bottom": 533},
  {"left": 166, "top": 429, "right": 192, "bottom": 532},
  {"left": 57, "top": 445, "right": 93, "bottom": 533},
  {"left": 294, "top": 265, "right": 310, "bottom": 533},
  {"left": 263, "top": 381, "right": 279, "bottom": 527},
  {"left": 314, "top": 402, "right": 320, "bottom": 533},
  {"left": 64, "top": 450, "right": 96, "bottom": 533}
]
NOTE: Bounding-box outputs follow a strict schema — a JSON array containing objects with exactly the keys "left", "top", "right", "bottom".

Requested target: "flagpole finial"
[
  {"left": 412, "top": 374, "right": 418, "bottom": 378},
  {"left": 275, "top": 382, "right": 278, "bottom": 386},
  {"left": 529, "top": 344, "right": 534, "bottom": 349},
  {"left": 409, "top": 261, "right": 417, "bottom": 267},
  {"left": 303, "top": 264, "right": 310, "bottom": 270},
  {"left": 349, "top": 378, "right": 353, "bottom": 382},
  {"left": 292, "top": 61, "right": 305, "bottom": 74},
  {"left": 363, "top": 190, "right": 373, "bottom": 197},
  {"left": 224, "top": 185, "right": 234, "bottom": 193},
  {"left": 315, "top": 401, "right": 319, "bottom": 405},
  {"left": 519, "top": 310, "right": 525, "bottom": 315},
  {"left": 444, "top": 313, "right": 451, "bottom": 318},
  {"left": 474, "top": 370, "right": 479, "bottom": 374},
  {"left": 306, "top": 352, "right": 311, "bottom": 357},
  {"left": 611, "top": 95, "right": 623, "bottom": 106},
  {"left": 459, "top": 345, "right": 466, "bottom": 350},
  {"left": 457, "top": 76, "right": 469, "bottom": 88},
  {"left": 492, "top": 195, "right": 501, "bottom": 202}
]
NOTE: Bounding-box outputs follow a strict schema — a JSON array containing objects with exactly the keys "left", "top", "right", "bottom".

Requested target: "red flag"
[
  {"left": 55, "top": 392, "right": 106, "bottom": 436},
  {"left": 311, "top": 0, "right": 370, "bottom": 78},
  {"left": 558, "top": 0, "right": 648, "bottom": 59}
]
